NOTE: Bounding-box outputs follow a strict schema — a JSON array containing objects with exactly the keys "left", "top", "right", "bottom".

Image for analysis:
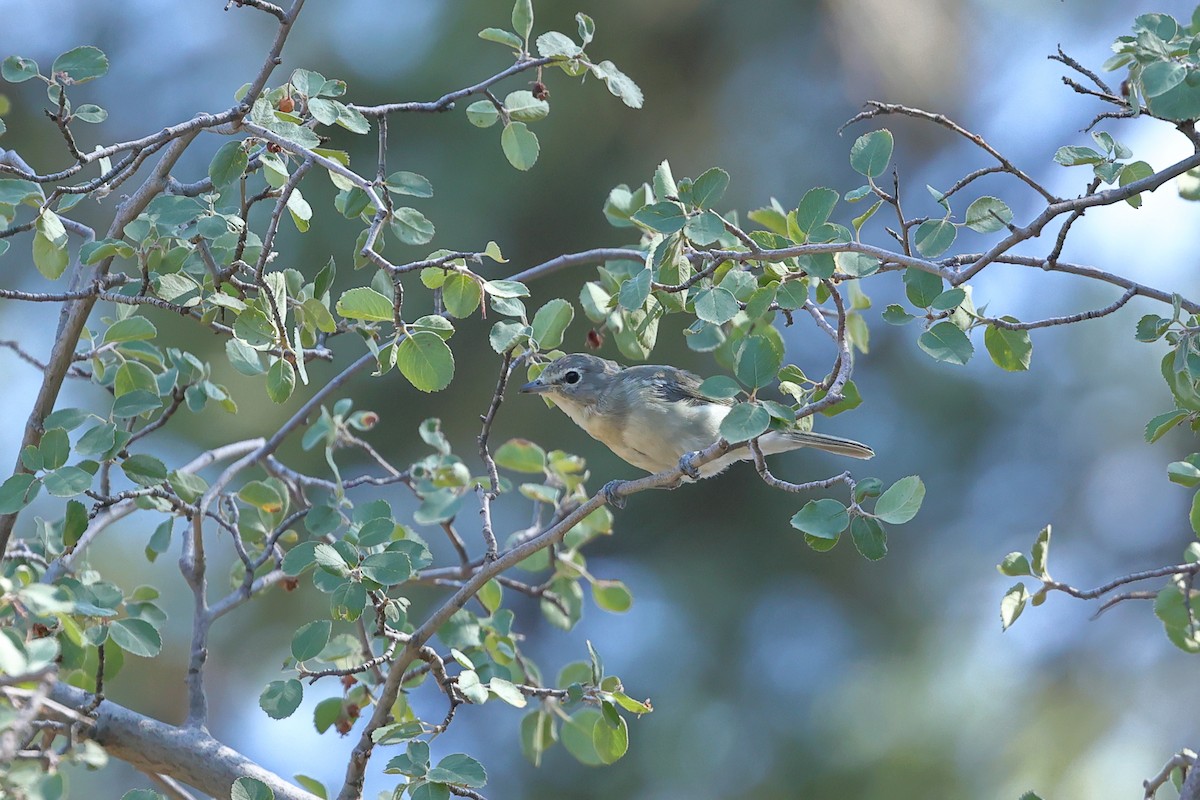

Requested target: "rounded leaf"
[
  {"left": 291, "top": 620, "right": 331, "bottom": 661},
  {"left": 442, "top": 273, "right": 482, "bottom": 318},
  {"left": 873, "top": 475, "right": 925, "bottom": 524},
  {"left": 259, "top": 679, "right": 303, "bottom": 720},
  {"left": 964, "top": 196, "right": 1013, "bottom": 233},
  {"left": 208, "top": 140, "right": 249, "bottom": 188},
  {"left": 51, "top": 46, "right": 109, "bottom": 83},
  {"left": 397, "top": 332, "right": 455, "bottom": 392},
  {"left": 790, "top": 498, "right": 849, "bottom": 539},
  {"left": 501, "top": 122, "right": 540, "bottom": 171},
  {"left": 850, "top": 129, "right": 894, "bottom": 177},
  {"left": 108, "top": 618, "right": 162, "bottom": 658},
  {"left": 914, "top": 218, "right": 957, "bottom": 257},
  {"left": 918, "top": 322, "right": 974, "bottom": 365},
  {"left": 719, "top": 402, "right": 770, "bottom": 443}
]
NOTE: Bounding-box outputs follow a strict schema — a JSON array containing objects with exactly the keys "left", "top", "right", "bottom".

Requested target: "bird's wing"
[{"left": 627, "top": 365, "right": 735, "bottom": 408}]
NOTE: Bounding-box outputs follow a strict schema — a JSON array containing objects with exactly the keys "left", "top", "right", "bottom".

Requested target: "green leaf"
[
  {"left": 592, "top": 711, "right": 629, "bottom": 764},
  {"left": 692, "top": 286, "right": 739, "bottom": 324},
  {"left": 489, "top": 320, "right": 529, "bottom": 353},
  {"left": 997, "top": 552, "right": 1032, "bottom": 577},
  {"left": 690, "top": 167, "right": 730, "bottom": 209},
  {"left": 1027, "top": 526, "right": 1051, "bottom": 582},
  {"left": 520, "top": 710, "right": 557, "bottom": 767},
  {"left": 121, "top": 454, "right": 169, "bottom": 487},
  {"left": 1000, "top": 583, "right": 1029, "bottom": 631},
  {"left": 478, "top": 579, "right": 503, "bottom": 614},
  {"left": 169, "top": 470, "right": 207, "bottom": 504},
  {"left": 109, "top": 618, "right": 162, "bottom": 657},
  {"left": 1054, "top": 145, "right": 1104, "bottom": 166},
  {"left": 697, "top": 375, "right": 742, "bottom": 400},
  {"left": 1146, "top": 409, "right": 1189, "bottom": 442},
  {"left": 631, "top": 201, "right": 687, "bottom": 234},
  {"left": 882, "top": 304, "right": 915, "bottom": 325},
  {"left": 850, "top": 516, "right": 887, "bottom": 560},
  {"left": 505, "top": 90, "right": 550, "bottom": 122},
  {"left": 918, "top": 321, "right": 974, "bottom": 365},
  {"left": 536, "top": 30, "right": 582, "bottom": 58},
  {"left": 479, "top": 27, "right": 524, "bottom": 49},
  {"left": 231, "top": 777, "right": 273, "bottom": 800},
  {"left": 1136, "top": 314, "right": 1170, "bottom": 343},
  {"left": 103, "top": 317, "right": 157, "bottom": 344},
  {"left": 259, "top": 679, "right": 303, "bottom": 720},
  {"left": 2, "top": 56, "right": 39, "bottom": 83},
  {"left": 501, "top": 121, "right": 540, "bottom": 171},
  {"left": 618, "top": 269, "right": 651, "bottom": 311},
  {"left": 1142, "top": 60, "right": 1187, "bottom": 98},
  {"left": 985, "top": 322, "right": 1033, "bottom": 371},
  {"left": 411, "top": 785, "right": 449, "bottom": 800},
  {"left": 52, "top": 46, "right": 109, "bottom": 83},
  {"left": 74, "top": 103, "right": 107, "bottom": 123},
  {"left": 1190, "top": 491, "right": 1200, "bottom": 537},
  {"left": 561, "top": 709, "right": 604, "bottom": 766},
  {"left": 385, "top": 171, "right": 433, "bottom": 198},
  {"left": 495, "top": 439, "right": 546, "bottom": 473},
  {"left": 483, "top": 279, "right": 529, "bottom": 298},
  {"left": 531, "top": 298, "right": 574, "bottom": 349},
  {"left": 592, "top": 579, "right": 632, "bottom": 612},
  {"left": 390, "top": 207, "right": 435, "bottom": 245},
  {"left": 360, "top": 552, "right": 412, "bottom": 585},
  {"left": 39, "top": 428, "right": 70, "bottom": 470},
  {"left": 849, "top": 129, "right": 893, "bottom": 177},
  {"left": 336, "top": 287, "right": 393, "bottom": 322},
  {"left": 903, "top": 268, "right": 942, "bottom": 308},
  {"left": 734, "top": 334, "right": 783, "bottom": 389},
  {"left": 795, "top": 187, "right": 839, "bottom": 235},
  {"left": 397, "top": 332, "right": 454, "bottom": 392},
  {"left": 33, "top": 230, "right": 68, "bottom": 280},
  {"left": 239, "top": 481, "right": 284, "bottom": 513},
  {"left": 0, "top": 474, "right": 40, "bottom": 514},
  {"left": 512, "top": 0, "right": 533, "bottom": 40},
  {"left": 588, "top": 60, "right": 643, "bottom": 108},
  {"left": 43, "top": 466, "right": 93, "bottom": 497},
  {"left": 63, "top": 499, "right": 87, "bottom": 547},
  {"left": 441, "top": 273, "right": 482, "bottom": 318},
  {"left": 291, "top": 620, "right": 331, "bottom": 661},
  {"left": 790, "top": 499, "right": 849, "bottom": 539},
  {"left": 225, "top": 338, "right": 265, "bottom": 376},
  {"left": 266, "top": 359, "right": 296, "bottom": 404},
  {"left": 115, "top": 361, "right": 157, "bottom": 397},
  {"left": 914, "top": 218, "right": 957, "bottom": 257},
  {"left": 208, "top": 140, "right": 248, "bottom": 188},
  {"left": 684, "top": 210, "right": 725, "bottom": 245},
  {"left": 465, "top": 100, "right": 499, "bottom": 128},
  {"left": 1118, "top": 160, "right": 1154, "bottom": 208},
  {"left": 873, "top": 475, "right": 924, "bottom": 524},
  {"left": 928, "top": 288, "right": 965, "bottom": 312},
  {"left": 112, "top": 390, "right": 161, "bottom": 418},
  {"left": 426, "top": 754, "right": 487, "bottom": 789},
  {"left": 719, "top": 402, "right": 770, "bottom": 443},
  {"left": 964, "top": 196, "right": 1013, "bottom": 233}
]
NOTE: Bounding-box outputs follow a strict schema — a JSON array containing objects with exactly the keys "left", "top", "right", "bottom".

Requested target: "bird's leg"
[
  {"left": 677, "top": 451, "right": 702, "bottom": 481},
  {"left": 601, "top": 479, "right": 628, "bottom": 509}
]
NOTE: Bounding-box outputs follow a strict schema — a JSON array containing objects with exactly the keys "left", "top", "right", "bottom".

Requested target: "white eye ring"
[{"left": 563, "top": 370, "right": 581, "bottom": 385}]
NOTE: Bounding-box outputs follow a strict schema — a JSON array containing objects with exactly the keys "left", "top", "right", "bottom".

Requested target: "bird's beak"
[{"left": 519, "top": 378, "right": 551, "bottom": 394}]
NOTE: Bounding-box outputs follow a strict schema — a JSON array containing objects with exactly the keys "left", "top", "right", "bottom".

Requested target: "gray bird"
[{"left": 519, "top": 353, "right": 873, "bottom": 479}]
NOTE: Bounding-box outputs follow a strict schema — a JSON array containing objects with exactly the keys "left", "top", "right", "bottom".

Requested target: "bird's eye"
[{"left": 563, "top": 370, "right": 581, "bottom": 385}]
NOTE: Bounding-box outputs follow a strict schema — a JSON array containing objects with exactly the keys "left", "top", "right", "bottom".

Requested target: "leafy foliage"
[{"left": 2, "top": 3, "right": 1200, "bottom": 800}]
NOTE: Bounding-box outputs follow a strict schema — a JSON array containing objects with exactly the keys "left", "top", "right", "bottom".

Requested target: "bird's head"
[{"left": 519, "top": 353, "right": 621, "bottom": 407}]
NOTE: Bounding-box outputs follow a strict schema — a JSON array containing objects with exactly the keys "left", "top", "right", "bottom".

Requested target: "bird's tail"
[{"left": 768, "top": 430, "right": 875, "bottom": 460}]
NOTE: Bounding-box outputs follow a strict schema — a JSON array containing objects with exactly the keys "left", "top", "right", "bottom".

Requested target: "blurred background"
[{"left": 3, "top": 1, "right": 1200, "bottom": 798}]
